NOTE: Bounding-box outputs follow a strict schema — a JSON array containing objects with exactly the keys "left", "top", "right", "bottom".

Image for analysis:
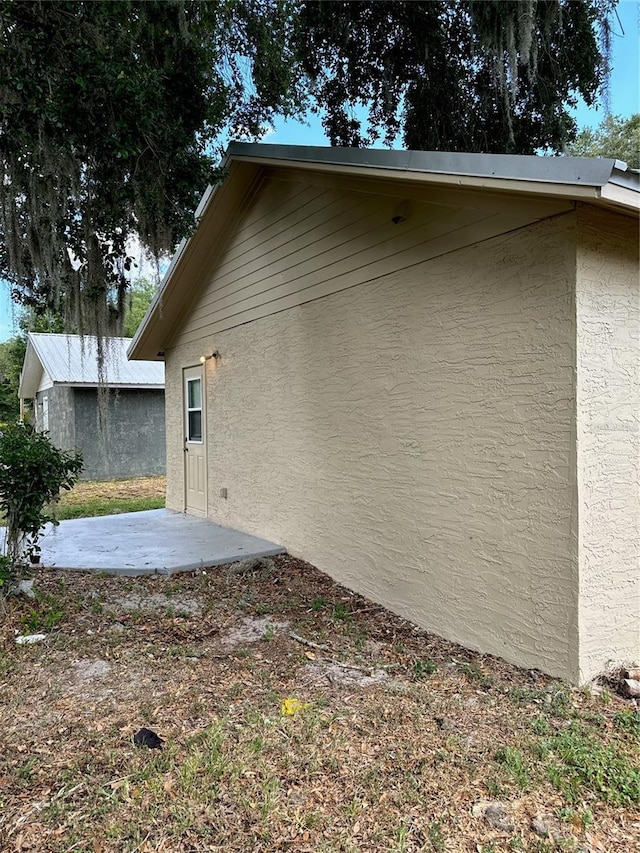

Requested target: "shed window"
[
  {"left": 41, "top": 395, "right": 49, "bottom": 431},
  {"left": 186, "top": 378, "right": 202, "bottom": 442}
]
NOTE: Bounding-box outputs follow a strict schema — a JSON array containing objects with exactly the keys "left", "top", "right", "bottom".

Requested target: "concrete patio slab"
[{"left": 35, "top": 509, "right": 285, "bottom": 575}]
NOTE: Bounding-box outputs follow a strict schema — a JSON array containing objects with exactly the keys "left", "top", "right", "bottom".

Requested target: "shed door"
[
  {"left": 183, "top": 365, "right": 207, "bottom": 516},
  {"left": 41, "top": 394, "right": 49, "bottom": 431}
]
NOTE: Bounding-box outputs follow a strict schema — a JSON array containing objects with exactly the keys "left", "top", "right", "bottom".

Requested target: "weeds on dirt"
[
  {"left": 494, "top": 746, "right": 531, "bottom": 791},
  {"left": 509, "top": 683, "right": 572, "bottom": 718},
  {"left": 412, "top": 658, "right": 437, "bottom": 679},
  {"left": 614, "top": 708, "right": 640, "bottom": 736},
  {"left": 0, "top": 555, "right": 638, "bottom": 852},
  {"left": 541, "top": 724, "right": 640, "bottom": 807},
  {"left": 20, "top": 590, "right": 65, "bottom": 633}
]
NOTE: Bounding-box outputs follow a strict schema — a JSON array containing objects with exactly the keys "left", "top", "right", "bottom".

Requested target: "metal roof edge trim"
[
  {"left": 610, "top": 164, "right": 640, "bottom": 193},
  {"left": 225, "top": 142, "right": 622, "bottom": 189}
]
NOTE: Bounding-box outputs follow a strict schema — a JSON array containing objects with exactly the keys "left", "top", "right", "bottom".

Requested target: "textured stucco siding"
[
  {"left": 166, "top": 212, "right": 580, "bottom": 680},
  {"left": 576, "top": 205, "right": 640, "bottom": 681},
  {"left": 74, "top": 388, "right": 166, "bottom": 480}
]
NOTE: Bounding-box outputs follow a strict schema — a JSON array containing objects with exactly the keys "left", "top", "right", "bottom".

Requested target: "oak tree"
[
  {"left": 0, "top": 0, "right": 617, "bottom": 343},
  {"left": 567, "top": 113, "right": 640, "bottom": 168}
]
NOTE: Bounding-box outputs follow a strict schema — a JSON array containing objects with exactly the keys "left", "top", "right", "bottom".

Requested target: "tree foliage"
[
  {"left": 295, "top": 0, "right": 614, "bottom": 152},
  {"left": 123, "top": 278, "right": 158, "bottom": 338},
  {"left": 0, "top": 0, "right": 303, "bottom": 351},
  {"left": 0, "top": 0, "right": 617, "bottom": 344},
  {"left": 0, "top": 335, "right": 25, "bottom": 424},
  {"left": 567, "top": 113, "right": 640, "bottom": 168}
]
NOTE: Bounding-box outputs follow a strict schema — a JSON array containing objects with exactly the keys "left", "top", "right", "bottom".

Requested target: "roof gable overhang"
[
  {"left": 18, "top": 337, "right": 45, "bottom": 399},
  {"left": 129, "top": 144, "right": 640, "bottom": 362}
]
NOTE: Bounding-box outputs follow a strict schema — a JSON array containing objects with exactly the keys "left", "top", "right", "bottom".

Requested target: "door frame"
[{"left": 183, "top": 363, "right": 207, "bottom": 516}]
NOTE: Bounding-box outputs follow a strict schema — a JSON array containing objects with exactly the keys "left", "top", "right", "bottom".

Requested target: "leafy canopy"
[
  {"left": 295, "top": 0, "right": 614, "bottom": 152},
  {"left": 0, "top": 0, "right": 617, "bottom": 342},
  {"left": 123, "top": 278, "right": 158, "bottom": 338},
  {"left": 567, "top": 113, "right": 640, "bottom": 168},
  {"left": 0, "top": 335, "right": 26, "bottom": 424},
  {"left": 0, "top": 0, "right": 303, "bottom": 349}
]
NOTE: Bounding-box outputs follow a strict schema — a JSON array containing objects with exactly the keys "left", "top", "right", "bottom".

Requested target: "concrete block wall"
[{"left": 74, "top": 388, "right": 166, "bottom": 480}]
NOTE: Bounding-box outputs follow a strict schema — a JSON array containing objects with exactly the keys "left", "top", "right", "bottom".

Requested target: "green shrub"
[{"left": 0, "top": 422, "right": 82, "bottom": 588}]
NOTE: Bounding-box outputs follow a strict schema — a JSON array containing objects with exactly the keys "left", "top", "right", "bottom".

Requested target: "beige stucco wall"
[
  {"left": 576, "top": 204, "right": 640, "bottom": 681},
  {"left": 166, "top": 211, "right": 582, "bottom": 681}
]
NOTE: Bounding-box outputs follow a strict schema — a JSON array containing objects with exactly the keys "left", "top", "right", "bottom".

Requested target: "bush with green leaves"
[{"left": 0, "top": 422, "right": 82, "bottom": 587}]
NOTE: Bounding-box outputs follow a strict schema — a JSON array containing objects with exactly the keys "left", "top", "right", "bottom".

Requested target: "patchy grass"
[
  {"left": 0, "top": 555, "right": 638, "bottom": 852},
  {"left": 52, "top": 476, "right": 165, "bottom": 519},
  {"left": 0, "top": 478, "right": 166, "bottom": 526},
  {"left": 540, "top": 724, "right": 640, "bottom": 807}
]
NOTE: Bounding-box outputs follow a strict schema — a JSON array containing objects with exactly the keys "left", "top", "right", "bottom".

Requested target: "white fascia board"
[
  {"left": 37, "top": 370, "right": 53, "bottom": 393},
  {"left": 18, "top": 338, "right": 44, "bottom": 399},
  {"left": 599, "top": 182, "right": 640, "bottom": 213}
]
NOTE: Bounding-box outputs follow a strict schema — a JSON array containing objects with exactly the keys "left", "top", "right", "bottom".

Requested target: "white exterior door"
[{"left": 183, "top": 365, "right": 207, "bottom": 516}]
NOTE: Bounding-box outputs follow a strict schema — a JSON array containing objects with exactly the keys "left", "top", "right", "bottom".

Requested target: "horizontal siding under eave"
[
  {"left": 178, "top": 177, "right": 536, "bottom": 345},
  {"left": 214, "top": 181, "right": 331, "bottom": 273},
  {"left": 208, "top": 192, "right": 389, "bottom": 294},
  {"left": 186, "top": 198, "right": 452, "bottom": 326}
]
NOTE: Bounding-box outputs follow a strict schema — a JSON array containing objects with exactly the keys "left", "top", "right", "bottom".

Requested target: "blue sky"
[
  {"left": 1, "top": 0, "right": 638, "bottom": 342},
  {"left": 266, "top": 0, "right": 639, "bottom": 146}
]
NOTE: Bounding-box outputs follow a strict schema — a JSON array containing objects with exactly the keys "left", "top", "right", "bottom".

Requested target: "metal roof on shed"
[{"left": 19, "top": 334, "right": 165, "bottom": 399}]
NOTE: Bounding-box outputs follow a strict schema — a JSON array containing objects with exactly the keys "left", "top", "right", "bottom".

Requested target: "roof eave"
[
  {"left": 127, "top": 145, "right": 639, "bottom": 361},
  {"left": 228, "top": 144, "right": 639, "bottom": 214},
  {"left": 226, "top": 142, "right": 638, "bottom": 188},
  {"left": 599, "top": 181, "right": 640, "bottom": 212},
  {"left": 128, "top": 158, "right": 263, "bottom": 361},
  {"left": 61, "top": 382, "right": 165, "bottom": 390},
  {"left": 18, "top": 336, "right": 43, "bottom": 400}
]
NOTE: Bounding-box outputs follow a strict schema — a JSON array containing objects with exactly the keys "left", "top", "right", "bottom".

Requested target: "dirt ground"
[{"left": 0, "top": 555, "right": 638, "bottom": 852}]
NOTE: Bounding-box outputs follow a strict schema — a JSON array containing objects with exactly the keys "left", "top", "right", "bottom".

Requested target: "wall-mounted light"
[
  {"left": 200, "top": 350, "right": 221, "bottom": 363},
  {"left": 391, "top": 200, "right": 409, "bottom": 225}
]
